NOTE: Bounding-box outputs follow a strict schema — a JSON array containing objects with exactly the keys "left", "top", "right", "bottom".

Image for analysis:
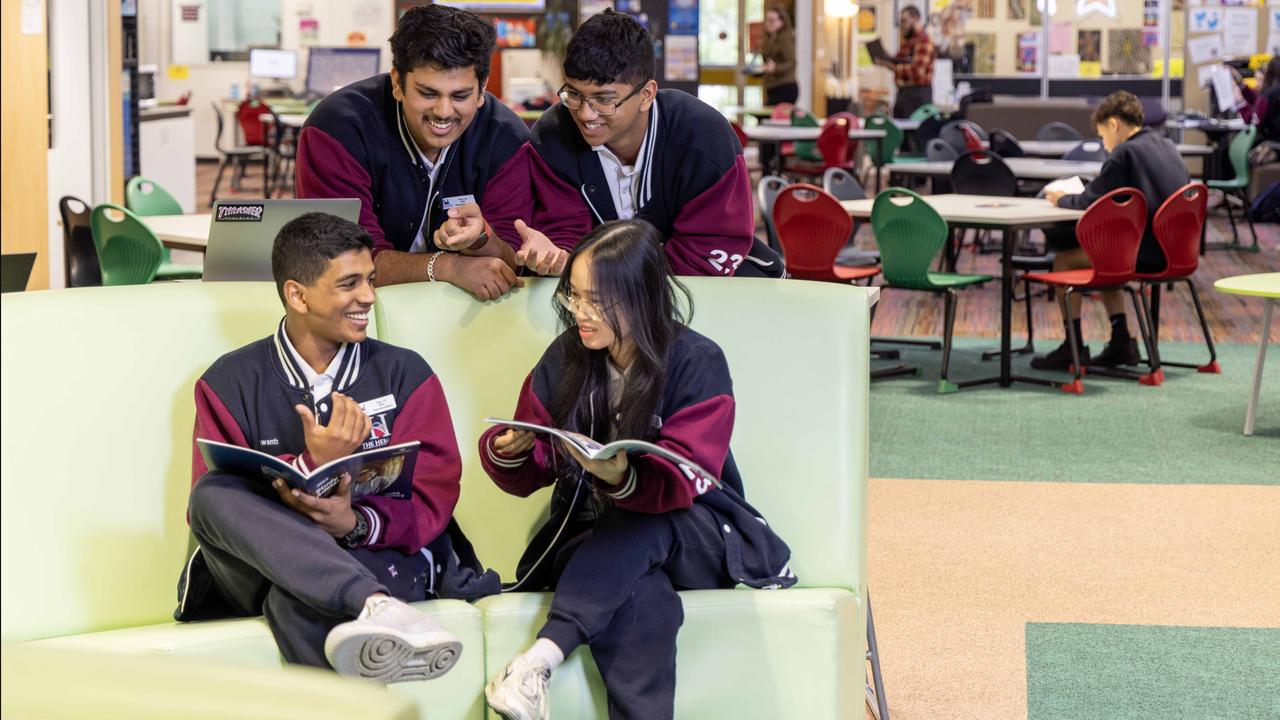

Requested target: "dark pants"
[
  {"left": 893, "top": 84, "right": 933, "bottom": 119},
  {"left": 765, "top": 83, "right": 799, "bottom": 106},
  {"left": 188, "top": 472, "right": 431, "bottom": 667},
  {"left": 537, "top": 506, "right": 732, "bottom": 720}
]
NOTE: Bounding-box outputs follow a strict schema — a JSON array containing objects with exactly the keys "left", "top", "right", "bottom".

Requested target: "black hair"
[
  {"left": 551, "top": 219, "right": 691, "bottom": 444},
  {"left": 390, "top": 5, "right": 497, "bottom": 84},
  {"left": 563, "top": 9, "right": 655, "bottom": 87},
  {"left": 1264, "top": 57, "right": 1280, "bottom": 93},
  {"left": 1092, "top": 90, "right": 1144, "bottom": 129},
  {"left": 900, "top": 5, "right": 922, "bottom": 20},
  {"left": 271, "top": 212, "right": 372, "bottom": 304}
]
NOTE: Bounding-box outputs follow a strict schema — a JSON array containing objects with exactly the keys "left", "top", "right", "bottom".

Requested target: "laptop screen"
[{"left": 204, "top": 199, "right": 361, "bottom": 282}]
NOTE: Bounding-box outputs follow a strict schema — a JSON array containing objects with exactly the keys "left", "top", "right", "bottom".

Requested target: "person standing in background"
[
  {"left": 761, "top": 7, "right": 798, "bottom": 106},
  {"left": 876, "top": 6, "right": 936, "bottom": 118}
]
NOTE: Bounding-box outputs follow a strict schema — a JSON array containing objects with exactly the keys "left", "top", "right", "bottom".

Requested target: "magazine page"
[
  {"left": 304, "top": 442, "right": 420, "bottom": 499},
  {"left": 197, "top": 439, "right": 305, "bottom": 489},
  {"left": 483, "top": 418, "right": 602, "bottom": 456}
]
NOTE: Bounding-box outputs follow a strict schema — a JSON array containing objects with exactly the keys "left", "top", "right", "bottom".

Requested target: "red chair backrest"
[
  {"left": 771, "top": 103, "right": 795, "bottom": 120},
  {"left": 961, "top": 125, "right": 984, "bottom": 153},
  {"left": 236, "top": 99, "right": 268, "bottom": 147},
  {"left": 1076, "top": 187, "right": 1148, "bottom": 287},
  {"left": 730, "top": 121, "right": 749, "bottom": 150},
  {"left": 1150, "top": 182, "right": 1207, "bottom": 279},
  {"left": 817, "top": 114, "right": 858, "bottom": 168},
  {"left": 772, "top": 184, "right": 853, "bottom": 282}
]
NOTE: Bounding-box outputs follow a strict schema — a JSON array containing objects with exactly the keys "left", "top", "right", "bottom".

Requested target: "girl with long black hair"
[{"left": 478, "top": 219, "right": 795, "bottom": 720}]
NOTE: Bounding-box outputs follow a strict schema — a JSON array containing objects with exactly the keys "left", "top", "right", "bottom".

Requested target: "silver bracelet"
[{"left": 427, "top": 250, "right": 446, "bottom": 282}]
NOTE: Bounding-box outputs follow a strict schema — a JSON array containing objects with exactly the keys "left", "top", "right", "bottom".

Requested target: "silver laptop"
[{"left": 203, "top": 199, "right": 362, "bottom": 282}]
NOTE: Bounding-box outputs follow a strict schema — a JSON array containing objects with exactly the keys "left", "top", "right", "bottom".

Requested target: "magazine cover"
[{"left": 197, "top": 439, "right": 419, "bottom": 499}]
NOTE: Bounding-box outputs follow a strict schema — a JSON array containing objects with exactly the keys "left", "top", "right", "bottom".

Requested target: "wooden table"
[
  {"left": 883, "top": 157, "right": 1104, "bottom": 181},
  {"left": 843, "top": 194, "right": 1085, "bottom": 389},
  {"left": 1213, "top": 272, "right": 1280, "bottom": 436},
  {"left": 144, "top": 214, "right": 211, "bottom": 253}
]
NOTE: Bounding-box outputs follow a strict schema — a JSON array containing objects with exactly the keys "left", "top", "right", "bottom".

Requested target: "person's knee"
[
  {"left": 188, "top": 472, "right": 249, "bottom": 535},
  {"left": 595, "top": 508, "right": 671, "bottom": 543}
]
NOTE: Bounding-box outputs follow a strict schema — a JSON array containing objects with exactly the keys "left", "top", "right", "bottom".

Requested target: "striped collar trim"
[{"left": 272, "top": 319, "right": 363, "bottom": 393}]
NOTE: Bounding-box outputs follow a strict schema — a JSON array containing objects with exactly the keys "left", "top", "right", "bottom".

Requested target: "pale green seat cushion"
[
  {"left": 477, "top": 588, "right": 862, "bottom": 719},
  {"left": 1, "top": 643, "right": 418, "bottom": 720},
  {"left": 31, "top": 601, "right": 488, "bottom": 720}
]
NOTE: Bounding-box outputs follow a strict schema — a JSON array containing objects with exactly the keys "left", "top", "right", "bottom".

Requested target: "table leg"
[
  {"left": 1000, "top": 229, "right": 1015, "bottom": 386},
  {"left": 1244, "top": 298, "right": 1274, "bottom": 436}
]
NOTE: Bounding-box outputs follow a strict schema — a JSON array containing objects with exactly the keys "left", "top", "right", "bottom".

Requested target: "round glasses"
[
  {"left": 557, "top": 83, "right": 645, "bottom": 117},
  {"left": 556, "top": 291, "right": 612, "bottom": 323}
]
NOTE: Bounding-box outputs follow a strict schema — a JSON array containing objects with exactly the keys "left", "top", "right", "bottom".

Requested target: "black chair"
[
  {"left": 989, "top": 129, "right": 1025, "bottom": 158},
  {"left": 1035, "top": 121, "right": 1084, "bottom": 142},
  {"left": 925, "top": 139, "right": 958, "bottom": 194},
  {"left": 939, "top": 119, "right": 988, "bottom": 154},
  {"left": 262, "top": 103, "right": 298, "bottom": 198},
  {"left": 914, "top": 115, "right": 948, "bottom": 150},
  {"left": 210, "top": 101, "right": 268, "bottom": 207},
  {"left": 58, "top": 196, "right": 101, "bottom": 287},
  {"left": 949, "top": 150, "right": 1018, "bottom": 260},
  {"left": 822, "top": 168, "right": 879, "bottom": 268},
  {"left": 1062, "top": 139, "right": 1108, "bottom": 162}
]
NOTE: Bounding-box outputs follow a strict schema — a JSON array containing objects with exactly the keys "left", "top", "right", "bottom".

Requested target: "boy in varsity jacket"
[
  {"left": 177, "top": 213, "right": 497, "bottom": 682},
  {"left": 483, "top": 10, "right": 782, "bottom": 278},
  {"left": 297, "top": 5, "right": 531, "bottom": 297}
]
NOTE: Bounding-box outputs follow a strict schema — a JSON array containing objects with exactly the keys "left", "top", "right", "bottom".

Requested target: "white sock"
[{"left": 522, "top": 638, "right": 565, "bottom": 671}]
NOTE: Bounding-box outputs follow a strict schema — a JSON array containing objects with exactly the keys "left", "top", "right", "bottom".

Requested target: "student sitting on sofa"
[
  {"left": 296, "top": 5, "right": 530, "bottom": 298},
  {"left": 483, "top": 10, "right": 782, "bottom": 279},
  {"left": 478, "top": 219, "right": 796, "bottom": 720},
  {"left": 177, "top": 213, "right": 497, "bottom": 681}
]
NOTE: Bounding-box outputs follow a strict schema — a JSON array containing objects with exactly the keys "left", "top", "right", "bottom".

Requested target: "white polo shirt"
[
  {"left": 591, "top": 99, "right": 657, "bottom": 220},
  {"left": 408, "top": 144, "right": 451, "bottom": 253},
  {"left": 281, "top": 329, "right": 348, "bottom": 408}
]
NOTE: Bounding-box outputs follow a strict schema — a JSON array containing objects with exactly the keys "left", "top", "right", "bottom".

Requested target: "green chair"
[
  {"left": 871, "top": 187, "right": 993, "bottom": 393},
  {"left": 125, "top": 177, "right": 204, "bottom": 279},
  {"left": 789, "top": 108, "right": 824, "bottom": 162},
  {"left": 908, "top": 103, "right": 942, "bottom": 122},
  {"left": 1205, "top": 124, "right": 1259, "bottom": 252},
  {"left": 89, "top": 204, "right": 167, "bottom": 286},
  {"left": 862, "top": 112, "right": 924, "bottom": 193}
]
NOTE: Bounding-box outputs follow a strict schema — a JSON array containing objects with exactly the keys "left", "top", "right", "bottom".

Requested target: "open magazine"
[
  {"left": 197, "top": 439, "right": 419, "bottom": 500},
  {"left": 1043, "top": 175, "right": 1086, "bottom": 196},
  {"left": 484, "top": 418, "right": 722, "bottom": 489}
]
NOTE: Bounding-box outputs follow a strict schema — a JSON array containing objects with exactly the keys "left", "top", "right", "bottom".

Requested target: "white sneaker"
[
  {"left": 485, "top": 655, "right": 552, "bottom": 720},
  {"left": 324, "top": 596, "right": 462, "bottom": 683}
]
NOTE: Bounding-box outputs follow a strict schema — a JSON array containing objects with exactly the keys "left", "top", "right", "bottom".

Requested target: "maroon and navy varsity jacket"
[
  {"left": 192, "top": 320, "right": 462, "bottom": 555},
  {"left": 478, "top": 327, "right": 796, "bottom": 592},
  {"left": 295, "top": 74, "right": 530, "bottom": 257},
  {"left": 483, "top": 89, "right": 758, "bottom": 276}
]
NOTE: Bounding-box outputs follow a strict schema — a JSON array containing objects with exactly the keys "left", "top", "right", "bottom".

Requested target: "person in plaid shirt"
[{"left": 876, "top": 6, "right": 937, "bottom": 118}]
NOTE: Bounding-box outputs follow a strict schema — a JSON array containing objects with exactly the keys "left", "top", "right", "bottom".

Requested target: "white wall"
[
  {"left": 796, "top": 0, "right": 813, "bottom": 111},
  {"left": 46, "top": 0, "right": 96, "bottom": 289},
  {"left": 138, "top": 0, "right": 394, "bottom": 159}
]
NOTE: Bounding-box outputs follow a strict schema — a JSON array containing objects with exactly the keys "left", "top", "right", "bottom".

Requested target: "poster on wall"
[
  {"left": 1008, "top": 0, "right": 1027, "bottom": 19},
  {"left": 970, "top": 32, "right": 996, "bottom": 73},
  {"left": 1267, "top": 32, "right": 1280, "bottom": 54},
  {"left": 170, "top": 0, "right": 209, "bottom": 66},
  {"left": 1016, "top": 31, "right": 1039, "bottom": 73},
  {"left": 668, "top": 0, "right": 698, "bottom": 35},
  {"left": 1187, "top": 33, "right": 1224, "bottom": 64},
  {"left": 1078, "top": 29, "right": 1101, "bottom": 62},
  {"left": 976, "top": 0, "right": 995, "bottom": 18},
  {"left": 1108, "top": 28, "right": 1151, "bottom": 74},
  {"left": 664, "top": 35, "right": 698, "bottom": 81},
  {"left": 1049, "top": 53, "right": 1081, "bottom": 77},
  {"left": 1051, "top": 21, "right": 1072, "bottom": 53},
  {"left": 494, "top": 18, "right": 537, "bottom": 47},
  {"left": 1271, "top": 7, "right": 1280, "bottom": 32},
  {"left": 1224, "top": 8, "right": 1258, "bottom": 53},
  {"left": 1143, "top": 29, "right": 1160, "bottom": 47},
  {"left": 858, "top": 6, "right": 879, "bottom": 34},
  {"left": 1189, "top": 7, "right": 1221, "bottom": 32},
  {"left": 299, "top": 18, "right": 319, "bottom": 45},
  {"left": 579, "top": 0, "right": 612, "bottom": 22}
]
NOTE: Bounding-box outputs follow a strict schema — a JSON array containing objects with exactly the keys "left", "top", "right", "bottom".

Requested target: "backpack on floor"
[{"left": 1248, "top": 179, "right": 1280, "bottom": 223}]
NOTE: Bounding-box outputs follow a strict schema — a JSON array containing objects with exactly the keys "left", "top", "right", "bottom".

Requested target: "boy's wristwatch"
[{"left": 340, "top": 510, "right": 369, "bottom": 548}]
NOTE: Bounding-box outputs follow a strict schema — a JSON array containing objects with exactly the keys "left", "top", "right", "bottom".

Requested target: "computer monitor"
[
  {"left": 250, "top": 49, "right": 298, "bottom": 80},
  {"left": 204, "top": 199, "right": 361, "bottom": 282},
  {"left": 306, "top": 47, "right": 382, "bottom": 96}
]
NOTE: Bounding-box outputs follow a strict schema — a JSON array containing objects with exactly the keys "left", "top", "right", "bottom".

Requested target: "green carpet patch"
[
  {"left": 870, "top": 340, "right": 1277, "bottom": 484},
  {"left": 1026, "top": 622, "right": 1280, "bottom": 720}
]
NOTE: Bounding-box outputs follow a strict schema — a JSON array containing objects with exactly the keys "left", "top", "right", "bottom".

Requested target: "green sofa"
[{"left": 0, "top": 278, "right": 873, "bottom": 719}]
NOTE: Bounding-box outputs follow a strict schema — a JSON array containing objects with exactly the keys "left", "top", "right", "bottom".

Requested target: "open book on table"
[
  {"left": 197, "top": 439, "right": 419, "bottom": 500},
  {"left": 1043, "top": 175, "right": 1086, "bottom": 196},
  {"left": 484, "top": 418, "right": 722, "bottom": 489}
]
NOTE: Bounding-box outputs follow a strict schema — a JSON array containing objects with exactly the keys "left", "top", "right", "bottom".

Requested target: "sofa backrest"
[
  {"left": 1, "top": 278, "right": 871, "bottom": 642},
  {"left": 375, "top": 278, "right": 871, "bottom": 593},
  {"left": 965, "top": 102, "right": 1097, "bottom": 142}
]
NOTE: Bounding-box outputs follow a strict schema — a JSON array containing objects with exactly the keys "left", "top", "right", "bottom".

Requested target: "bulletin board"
[{"left": 1183, "top": 0, "right": 1273, "bottom": 116}]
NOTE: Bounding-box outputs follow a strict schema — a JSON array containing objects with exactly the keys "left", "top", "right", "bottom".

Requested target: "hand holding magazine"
[
  {"left": 197, "top": 439, "right": 419, "bottom": 500},
  {"left": 1043, "top": 175, "right": 1086, "bottom": 196},
  {"left": 484, "top": 418, "right": 722, "bottom": 489}
]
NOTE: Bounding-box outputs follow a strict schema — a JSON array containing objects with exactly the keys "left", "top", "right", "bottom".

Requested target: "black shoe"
[
  {"left": 1030, "top": 341, "right": 1091, "bottom": 371},
  {"left": 1092, "top": 338, "right": 1141, "bottom": 367}
]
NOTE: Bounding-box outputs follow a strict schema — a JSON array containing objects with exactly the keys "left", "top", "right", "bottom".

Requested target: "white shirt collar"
[{"left": 280, "top": 326, "right": 347, "bottom": 402}]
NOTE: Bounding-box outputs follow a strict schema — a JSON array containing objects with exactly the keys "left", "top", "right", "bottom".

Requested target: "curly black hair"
[
  {"left": 563, "top": 9, "right": 655, "bottom": 87},
  {"left": 390, "top": 5, "right": 497, "bottom": 83}
]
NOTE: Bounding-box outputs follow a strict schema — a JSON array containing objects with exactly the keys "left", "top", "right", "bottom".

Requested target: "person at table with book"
[
  {"left": 478, "top": 220, "right": 797, "bottom": 720},
  {"left": 1034, "top": 91, "right": 1190, "bottom": 371},
  {"left": 177, "top": 213, "right": 497, "bottom": 681},
  {"left": 296, "top": 5, "right": 532, "bottom": 298},
  {"left": 873, "top": 5, "right": 937, "bottom": 119}
]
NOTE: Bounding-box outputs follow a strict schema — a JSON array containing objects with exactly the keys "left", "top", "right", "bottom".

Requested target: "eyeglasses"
[
  {"left": 557, "top": 83, "right": 645, "bottom": 117},
  {"left": 556, "top": 291, "right": 612, "bottom": 323}
]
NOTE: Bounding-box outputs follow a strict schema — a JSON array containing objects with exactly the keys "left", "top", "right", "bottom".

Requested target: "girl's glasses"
[{"left": 556, "top": 291, "right": 610, "bottom": 323}]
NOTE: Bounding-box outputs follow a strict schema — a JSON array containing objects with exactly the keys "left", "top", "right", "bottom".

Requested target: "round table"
[{"left": 1213, "top": 272, "right": 1280, "bottom": 436}]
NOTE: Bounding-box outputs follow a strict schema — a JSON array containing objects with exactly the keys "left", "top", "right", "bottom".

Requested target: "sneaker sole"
[
  {"left": 485, "top": 682, "right": 544, "bottom": 720},
  {"left": 328, "top": 632, "right": 462, "bottom": 684}
]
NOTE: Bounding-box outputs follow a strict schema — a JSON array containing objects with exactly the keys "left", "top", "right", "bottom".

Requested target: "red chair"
[
  {"left": 960, "top": 125, "right": 985, "bottom": 154},
  {"left": 1023, "top": 187, "right": 1160, "bottom": 393},
  {"left": 771, "top": 103, "right": 798, "bottom": 157},
  {"left": 772, "top": 184, "right": 880, "bottom": 284},
  {"left": 235, "top": 98, "right": 269, "bottom": 147},
  {"left": 1136, "top": 182, "right": 1219, "bottom": 375},
  {"left": 730, "top": 120, "right": 750, "bottom": 150},
  {"left": 785, "top": 113, "right": 861, "bottom": 178}
]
